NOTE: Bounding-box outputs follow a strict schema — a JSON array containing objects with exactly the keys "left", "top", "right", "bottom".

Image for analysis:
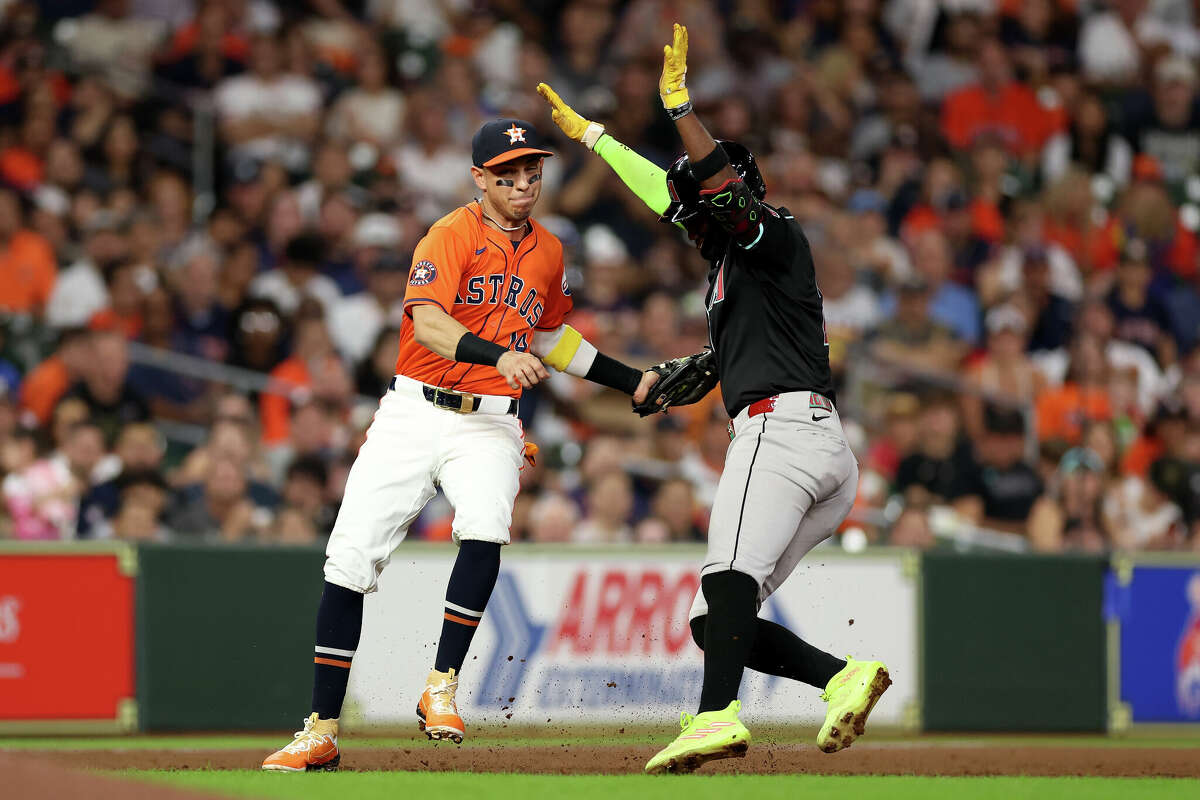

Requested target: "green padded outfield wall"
[
  {"left": 922, "top": 552, "right": 1107, "bottom": 731},
  {"left": 136, "top": 544, "right": 326, "bottom": 730}
]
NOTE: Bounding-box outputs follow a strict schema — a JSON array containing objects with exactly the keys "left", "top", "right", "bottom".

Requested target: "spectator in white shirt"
[
  {"left": 55, "top": 0, "right": 166, "bottom": 99},
  {"left": 393, "top": 93, "right": 475, "bottom": 224},
  {"left": 326, "top": 43, "right": 405, "bottom": 149},
  {"left": 249, "top": 232, "right": 341, "bottom": 318},
  {"left": 1079, "top": 0, "right": 1199, "bottom": 87},
  {"left": 817, "top": 245, "right": 882, "bottom": 374},
  {"left": 328, "top": 251, "right": 409, "bottom": 366},
  {"left": 214, "top": 32, "right": 322, "bottom": 170},
  {"left": 45, "top": 211, "right": 128, "bottom": 329}
]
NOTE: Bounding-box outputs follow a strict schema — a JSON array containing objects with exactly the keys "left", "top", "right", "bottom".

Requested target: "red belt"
[
  {"left": 747, "top": 395, "right": 779, "bottom": 418},
  {"left": 746, "top": 392, "right": 832, "bottom": 418},
  {"left": 728, "top": 395, "right": 780, "bottom": 440}
]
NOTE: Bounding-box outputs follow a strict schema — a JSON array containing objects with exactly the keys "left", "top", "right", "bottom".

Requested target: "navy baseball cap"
[{"left": 472, "top": 118, "right": 554, "bottom": 169}]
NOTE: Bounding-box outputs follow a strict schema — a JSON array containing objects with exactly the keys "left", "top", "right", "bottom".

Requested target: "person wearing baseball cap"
[
  {"left": 472, "top": 118, "right": 555, "bottom": 169},
  {"left": 263, "top": 116, "right": 654, "bottom": 771},
  {"left": 467, "top": 117, "right": 556, "bottom": 236}
]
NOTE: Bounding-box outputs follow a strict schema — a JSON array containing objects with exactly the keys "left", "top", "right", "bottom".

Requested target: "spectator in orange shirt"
[
  {"left": 259, "top": 315, "right": 351, "bottom": 445},
  {"left": 1088, "top": 169, "right": 1198, "bottom": 282},
  {"left": 1036, "top": 334, "right": 1113, "bottom": 444},
  {"left": 19, "top": 328, "right": 92, "bottom": 427},
  {"left": 1121, "top": 402, "right": 1185, "bottom": 476},
  {"left": 941, "top": 38, "right": 1060, "bottom": 158},
  {"left": 0, "top": 187, "right": 56, "bottom": 315}
]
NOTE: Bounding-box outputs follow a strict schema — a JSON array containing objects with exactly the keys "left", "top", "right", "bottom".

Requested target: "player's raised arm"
[
  {"left": 657, "top": 23, "right": 769, "bottom": 250},
  {"left": 537, "top": 83, "right": 674, "bottom": 219}
]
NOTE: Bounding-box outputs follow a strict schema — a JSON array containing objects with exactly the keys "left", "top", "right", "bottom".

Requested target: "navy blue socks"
[
  {"left": 311, "top": 581, "right": 363, "bottom": 719},
  {"left": 434, "top": 540, "right": 502, "bottom": 673}
]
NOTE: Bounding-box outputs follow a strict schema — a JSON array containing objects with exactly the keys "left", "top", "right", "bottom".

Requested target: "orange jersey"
[{"left": 396, "top": 201, "right": 572, "bottom": 397}]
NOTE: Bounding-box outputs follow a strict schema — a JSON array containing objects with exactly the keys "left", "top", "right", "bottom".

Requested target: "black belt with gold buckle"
[
  {"left": 389, "top": 378, "right": 517, "bottom": 414},
  {"left": 422, "top": 385, "right": 480, "bottom": 413}
]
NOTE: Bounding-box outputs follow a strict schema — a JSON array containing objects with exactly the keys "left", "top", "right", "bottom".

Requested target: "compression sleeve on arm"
[
  {"left": 532, "top": 324, "right": 642, "bottom": 395},
  {"left": 455, "top": 333, "right": 508, "bottom": 366},
  {"left": 593, "top": 134, "right": 672, "bottom": 217}
]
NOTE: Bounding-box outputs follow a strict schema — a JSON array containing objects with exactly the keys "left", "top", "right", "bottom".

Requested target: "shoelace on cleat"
[
  {"left": 427, "top": 678, "right": 460, "bottom": 715},
  {"left": 822, "top": 658, "right": 864, "bottom": 702},
  {"left": 282, "top": 717, "right": 330, "bottom": 753}
]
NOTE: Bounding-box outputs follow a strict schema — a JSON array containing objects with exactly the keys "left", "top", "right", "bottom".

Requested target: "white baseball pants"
[
  {"left": 324, "top": 378, "right": 524, "bottom": 593},
  {"left": 689, "top": 390, "right": 859, "bottom": 619}
]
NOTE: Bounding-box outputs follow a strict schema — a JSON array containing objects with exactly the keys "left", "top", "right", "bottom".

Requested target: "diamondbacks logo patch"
[{"left": 410, "top": 260, "right": 437, "bottom": 286}]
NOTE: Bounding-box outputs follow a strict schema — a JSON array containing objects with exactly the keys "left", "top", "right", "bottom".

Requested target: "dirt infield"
[
  {"left": 0, "top": 753, "right": 228, "bottom": 800},
  {"left": 23, "top": 744, "right": 1200, "bottom": 778}
]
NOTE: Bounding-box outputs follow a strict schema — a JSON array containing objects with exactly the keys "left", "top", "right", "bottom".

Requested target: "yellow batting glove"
[
  {"left": 659, "top": 23, "right": 691, "bottom": 118},
  {"left": 537, "top": 82, "right": 606, "bottom": 150}
]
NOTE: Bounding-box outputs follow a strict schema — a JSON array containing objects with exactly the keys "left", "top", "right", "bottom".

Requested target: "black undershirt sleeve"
[{"left": 585, "top": 352, "right": 642, "bottom": 395}]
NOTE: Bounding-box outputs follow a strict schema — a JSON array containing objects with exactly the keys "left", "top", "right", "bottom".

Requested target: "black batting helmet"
[{"left": 660, "top": 141, "right": 766, "bottom": 224}]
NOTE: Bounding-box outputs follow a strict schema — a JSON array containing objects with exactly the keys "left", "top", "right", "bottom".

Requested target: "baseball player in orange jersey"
[{"left": 263, "top": 120, "right": 651, "bottom": 772}]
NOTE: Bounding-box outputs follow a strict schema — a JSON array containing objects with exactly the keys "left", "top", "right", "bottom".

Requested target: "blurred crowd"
[{"left": 0, "top": 0, "right": 1199, "bottom": 552}]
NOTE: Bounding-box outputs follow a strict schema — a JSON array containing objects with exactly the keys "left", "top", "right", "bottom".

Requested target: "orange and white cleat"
[
  {"left": 417, "top": 668, "right": 466, "bottom": 744},
  {"left": 261, "top": 713, "right": 340, "bottom": 772}
]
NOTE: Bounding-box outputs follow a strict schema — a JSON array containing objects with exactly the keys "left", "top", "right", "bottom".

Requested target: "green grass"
[{"left": 124, "top": 771, "right": 1200, "bottom": 800}]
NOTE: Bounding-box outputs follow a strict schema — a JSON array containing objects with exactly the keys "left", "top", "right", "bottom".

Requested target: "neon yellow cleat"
[
  {"left": 644, "top": 700, "right": 751, "bottom": 774},
  {"left": 817, "top": 656, "right": 891, "bottom": 753}
]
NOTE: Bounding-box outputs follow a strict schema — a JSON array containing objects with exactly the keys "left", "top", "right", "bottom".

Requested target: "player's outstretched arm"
[
  {"left": 531, "top": 323, "right": 651, "bottom": 396},
  {"left": 537, "top": 83, "right": 673, "bottom": 218},
  {"left": 411, "top": 305, "right": 547, "bottom": 390}
]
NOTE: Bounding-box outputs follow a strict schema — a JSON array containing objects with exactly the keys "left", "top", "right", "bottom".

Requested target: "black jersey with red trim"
[{"left": 700, "top": 189, "right": 834, "bottom": 418}]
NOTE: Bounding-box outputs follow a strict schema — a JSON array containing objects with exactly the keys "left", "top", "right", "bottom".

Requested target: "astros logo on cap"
[{"left": 505, "top": 124, "right": 526, "bottom": 144}]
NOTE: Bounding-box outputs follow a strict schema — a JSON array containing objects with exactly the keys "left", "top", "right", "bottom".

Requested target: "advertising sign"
[
  {"left": 347, "top": 549, "right": 918, "bottom": 727},
  {"left": 1113, "top": 563, "right": 1200, "bottom": 723},
  {"left": 0, "top": 552, "right": 135, "bottom": 723}
]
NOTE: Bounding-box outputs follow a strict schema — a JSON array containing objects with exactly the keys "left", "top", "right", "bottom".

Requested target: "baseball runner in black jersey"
[{"left": 540, "top": 24, "right": 891, "bottom": 774}]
